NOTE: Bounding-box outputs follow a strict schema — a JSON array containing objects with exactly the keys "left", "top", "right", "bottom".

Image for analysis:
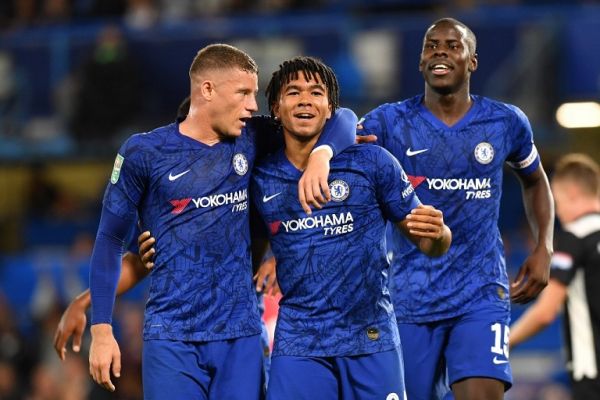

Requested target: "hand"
[
  {"left": 138, "top": 231, "right": 156, "bottom": 269},
  {"left": 511, "top": 245, "right": 551, "bottom": 304},
  {"left": 356, "top": 134, "right": 377, "bottom": 144},
  {"left": 406, "top": 205, "right": 445, "bottom": 240},
  {"left": 405, "top": 205, "right": 451, "bottom": 257},
  {"left": 53, "top": 295, "right": 88, "bottom": 361},
  {"left": 89, "top": 324, "right": 121, "bottom": 392},
  {"left": 298, "top": 148, "right": 331, "bottom": 215},
  {"left": 253, "top": 256, "right": 280, "bottom": 296}
]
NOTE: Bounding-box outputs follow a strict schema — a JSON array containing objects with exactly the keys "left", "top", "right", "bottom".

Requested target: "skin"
[
  {"left": 273, "top": 73, "right": 451, "bottom": 257},
  {"left": 87, "top": 65, "right": 313, "bottom": 392},
  {"left": 416, "top": 20, "right": 554, "bottom": 400}
]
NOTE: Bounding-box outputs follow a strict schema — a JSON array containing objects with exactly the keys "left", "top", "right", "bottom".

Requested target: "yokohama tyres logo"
[{"left": 169, "top": 189, "right": 247, "bottom": 214}]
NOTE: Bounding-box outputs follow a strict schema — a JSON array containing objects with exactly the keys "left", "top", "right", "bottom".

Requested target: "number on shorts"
[{"left": 490, "top": 322, "right": 509, "bottom": 358}]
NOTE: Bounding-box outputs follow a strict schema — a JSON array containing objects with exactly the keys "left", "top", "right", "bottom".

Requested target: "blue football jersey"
[
  {"left": 251, "top": 145, "right": 421, "bottom": 357},
  {"left": 103, "top": 122, "right": 262, "bottom": 341},
  {"left": 359, "top": 95, "right": 540, "bottom": 322}
]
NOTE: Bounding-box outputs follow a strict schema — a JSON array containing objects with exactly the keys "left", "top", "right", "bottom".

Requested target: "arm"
[
  {"left": 510, "top": 279, "right": 566, "bottom": 349},
  {"left": 396, "top": 204, "right": 452, "bottom": 257},
  {"left": 88, "top": 207, "right": 135, "bottom": 392},
  {"left": 53, "top": 252, "right": 149, "bottom": 360},
  {"left": 298, "top": 107, "right": 358, "bottom": 214},
  {"left": 510, "top": 166, "right": 555, "bottom": 304}
]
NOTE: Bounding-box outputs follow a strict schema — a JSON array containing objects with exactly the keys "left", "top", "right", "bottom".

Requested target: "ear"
[
  {"left": 272, "top": 102, "right": 280, "bottom": 120},
  {"left": 468, "top": 53, "right": 478, "bottom": 73},
  {"left": 418, "top": 57, "right": 425, "bottom": 73},
  {"left": 327, "top": 103, "right": 333, "bottom": 119},
  {"left": 200, "top": 80, "right": 215, "bottom": 100}
]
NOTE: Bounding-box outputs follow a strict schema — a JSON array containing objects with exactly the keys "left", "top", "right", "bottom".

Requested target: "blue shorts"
[
  {"left": 399, "top": 302, "right": 512, "bottom": 400},
  {"left": 143, "top": 334, "right": 265, "bottom": 400},
  {"left": 267, "top": 348, "right": 406, "bottom": 400}
]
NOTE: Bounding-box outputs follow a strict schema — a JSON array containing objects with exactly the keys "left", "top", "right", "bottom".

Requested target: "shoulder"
[
  {"left": 336, "top": 144, "right": 398, "bottom": 166},
  {"left": 254, "top": 150, "right": 281, "bottom": 173},
  {"left": 122, "top": 123, "right": 175, "bottom": 152},
  {"left": 364, "top": 95, "right": 421, "bottom": 118},
  {"left": 477, "top": 96, "right": 530, "bottom": 123}
]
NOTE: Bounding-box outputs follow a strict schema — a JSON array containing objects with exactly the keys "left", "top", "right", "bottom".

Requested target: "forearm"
[
  {"left": 73, "top": 252, "right": 149, "bottom": 313},
  {"left": 119, "top": 252, "right": 150, "bottom": 292},
  {"left": 510, "top": 280, "right": 566, "bottom": 348},
  {"left": 510, "top": 305, "right": 552, "bottom": 348},
  {"left": 522, "top": 169, "right": 554, "bottom": 253},
  {"left": 418, "top": 224, "right": 452, "bottom": 257},
  {"left": 90, "top": 207, "right": 135, "bottom": 325}
]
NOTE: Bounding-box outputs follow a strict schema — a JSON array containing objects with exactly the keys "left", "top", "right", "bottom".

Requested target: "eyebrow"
[{"left": 285, "top": 83, "right": 326, "bottom": 91}]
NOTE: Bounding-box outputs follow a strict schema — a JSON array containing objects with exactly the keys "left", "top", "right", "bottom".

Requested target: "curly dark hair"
[{"left": 265, "top": 56, "right": 339, "bottom": 118}]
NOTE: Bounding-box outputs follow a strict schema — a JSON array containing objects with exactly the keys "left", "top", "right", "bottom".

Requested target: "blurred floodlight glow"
[{"left": 556, "top": 102, "right": 600, "bottom": 129}]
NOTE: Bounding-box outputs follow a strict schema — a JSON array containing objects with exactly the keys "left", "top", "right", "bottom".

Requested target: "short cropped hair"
[
  {"left": 189, "top": 44, "right": 258, "bottom": 79},
  {"left": 427, "top": 17, "right": 477, "bottom": 54},
  {"left": 553, "top": 153, "right": 600, "bottom": 198},
  {"left": 265, "top": 56, "right": 339, "bottom": 118}
]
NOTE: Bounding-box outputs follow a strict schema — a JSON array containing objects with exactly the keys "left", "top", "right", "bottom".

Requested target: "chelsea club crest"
[
  {"left": 233, "top": 153, "right": 248, "bottom": 175},
  {"left": 474, "top": 142, "right": 494, "bottom": 164},
  {"left": 329, "top": 179, "right": 350, "bottom": 202}
]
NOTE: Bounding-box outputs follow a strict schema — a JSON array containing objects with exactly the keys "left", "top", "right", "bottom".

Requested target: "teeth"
[{"left": 433, "top": 64, "right": 449, "bottom": 70}]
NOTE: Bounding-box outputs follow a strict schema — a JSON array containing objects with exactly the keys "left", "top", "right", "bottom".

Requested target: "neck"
[
  {"left": 565, "top": 199, "right": 600, "bottom": 224},
  {"left": 423, "top": 84, "right": 472, "bottom": 126},
  {"left": 284, "top": 131, "right": 321, "bottom": 170},
  {"left": 179, "top": 105, "right": 221, "bottom": 146}
]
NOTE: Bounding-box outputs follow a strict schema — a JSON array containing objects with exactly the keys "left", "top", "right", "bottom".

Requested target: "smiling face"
[
  {"left": 204, "top": 68, "right": 259, "bottom": 139},
  {"left": 273, "top": 73, "right": 332, "bottom": 142},
  {"left": 419, "top": 20, "right": 477, "bottom": 95}
]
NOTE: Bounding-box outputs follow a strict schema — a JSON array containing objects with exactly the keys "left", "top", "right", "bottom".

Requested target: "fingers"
[
  {"left": 137, "top": 230, "right": 151, "bottom": 247},
  {"left": 355, "top": 134, "right": 378, "bottom": 144},
  {"left": 298, "top": 179, "right": 310, "bottom": 215},
  {"left": 263, "top": 274, "right": 276, "bottom": 295},
  {"left": 73, "top": 325, "right": 84, "bottom": 353},
  {"left": 319, "top": 174, "right": 331, "bottom": 202},
  {"left": 112, "top": 353, "right": 122, "bottom": 380},
  {"left": 90, "top": 362, "right": 115, "bottom": 392},
  {"left": 298, "top": 180, "right": 322, "bottom": 215},
  {"left": 53, "top": 328, "right": 66, "bottom": 361},
  {"left": 510, "top": 267, "right": 541, "bottom": 304},
  {"left": 139, "top": 232, "right": 156, "bottom": 268},
  {"left": 406, "top": 206, "right": 444, "bottom": 238},
  {"left": 253, "top": 271, "right": 265, "bottom": 292}
]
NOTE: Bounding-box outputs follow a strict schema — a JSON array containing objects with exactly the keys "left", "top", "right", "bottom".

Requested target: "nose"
[
  {"left": 298, "top": 92, "right": 312, "bottom": 107},
  {"left": 433, "top": 46, "right": 448, "bottom": 58},
  {"left": 247, "top": 94, "right": 258, "bottom": 112}
]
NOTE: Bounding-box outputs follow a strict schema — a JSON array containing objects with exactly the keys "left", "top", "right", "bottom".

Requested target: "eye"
[
  {"left": 312, "top": 91, "right": 324, "bottom": 96},
  {"left": 287, "top": 90, "right": 299, "bottom": 96}
]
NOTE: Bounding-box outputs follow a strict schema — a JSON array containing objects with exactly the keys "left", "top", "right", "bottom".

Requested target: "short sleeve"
[
  {"left": 505, "top": 105, "right": 540, "bottom": 175},
  {"left": 549, "top": 230, "right": 581, "bottom": 286},
  {"left": 359, "top": 105, "right": 389, "bottom": 148},
  {"left": 373, "top": 147, "right": 421, "bottom": 222}
]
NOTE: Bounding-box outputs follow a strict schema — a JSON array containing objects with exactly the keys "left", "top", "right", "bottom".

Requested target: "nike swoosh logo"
[
  {"left": 168, "top": 169, "right": 191, "bottom": 181},
  {"left": 492, "top": 356, "right": 509, "bottom": 365},
  {"left": 263, "top": 192, "right": 282, "bottom": 203},
  {"left": 406, "top": 148, "right": 429, "bottom": 157}
]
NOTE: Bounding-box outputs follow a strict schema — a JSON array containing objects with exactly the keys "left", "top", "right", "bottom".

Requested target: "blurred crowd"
[{"left": 1, "top": 1, "right": 598, "bottom": 399}]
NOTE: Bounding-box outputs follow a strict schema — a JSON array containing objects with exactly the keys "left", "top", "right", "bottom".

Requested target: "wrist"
[
  {"left": 75, "top": 290, "right": 92, "bottom": 310},
  {"left": 310, "top": 145, "right": 333, "bottom": 160},
  {"left": 91, "top": 323, "right": 113, "bottom": 337}
]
